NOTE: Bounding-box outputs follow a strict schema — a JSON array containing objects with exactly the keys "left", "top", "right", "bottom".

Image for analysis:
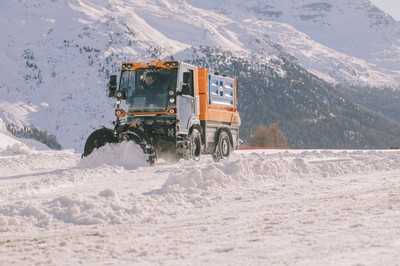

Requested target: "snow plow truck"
[{"left": 83, "top": 60, "right": 241, "bottom": 164}]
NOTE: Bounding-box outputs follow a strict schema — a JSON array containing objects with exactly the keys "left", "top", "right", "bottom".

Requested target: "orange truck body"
[{"left": 121, "top": 60, "right": 241, "bottom": 155}]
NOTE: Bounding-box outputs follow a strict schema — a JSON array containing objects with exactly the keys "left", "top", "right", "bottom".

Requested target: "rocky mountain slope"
[{"left": 191, "top": 48, "right": 400, "bottom": 148}]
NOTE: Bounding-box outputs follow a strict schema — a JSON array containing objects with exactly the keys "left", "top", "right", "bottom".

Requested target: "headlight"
[
  {"left": 129, "top": 119, "right": 142, "bottom": 128},
  {"left": 169, "top": 98, "right": 175, "bottom": 104},
  {"left": 115, "top": 109, "right": 127, "bottom": 118}
]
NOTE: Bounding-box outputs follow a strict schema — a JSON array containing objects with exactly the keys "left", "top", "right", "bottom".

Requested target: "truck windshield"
[{"left": 120, "top": 69, "right": 177, "bottom": 111}]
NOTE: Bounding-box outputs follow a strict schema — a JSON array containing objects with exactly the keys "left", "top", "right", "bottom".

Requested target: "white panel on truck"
[{"left": 208, "top": 75, "right": 234, "bottom": 106}]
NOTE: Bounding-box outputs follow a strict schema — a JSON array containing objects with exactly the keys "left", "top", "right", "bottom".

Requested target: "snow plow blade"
[
  {"left": 82, "top": 127, "right": 117, "bottom": 158},
  {"left": 82, "top": 127, "right": 156, "bottom": 165}
]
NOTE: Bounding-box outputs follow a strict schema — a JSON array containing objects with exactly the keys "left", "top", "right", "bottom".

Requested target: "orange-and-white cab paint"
[{"left": 121, "top": 60, "right": 241, "bottom": 152}]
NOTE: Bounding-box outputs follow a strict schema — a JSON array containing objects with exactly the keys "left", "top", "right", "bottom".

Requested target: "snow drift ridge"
[{"left": 2, "top": 150, "right": 400, "bottom": 231}]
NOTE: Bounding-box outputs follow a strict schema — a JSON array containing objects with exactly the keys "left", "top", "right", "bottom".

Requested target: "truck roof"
[{"left": 122, "top": 60, "right": 179, "bottom": 71}]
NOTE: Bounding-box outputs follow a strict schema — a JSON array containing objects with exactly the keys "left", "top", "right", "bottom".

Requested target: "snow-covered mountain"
[
  {"left": 189, "top": 0, "right": 400, "bottom": 73},
  {"left": 1, "top": 0, "right": 400, "bottom": 150}
]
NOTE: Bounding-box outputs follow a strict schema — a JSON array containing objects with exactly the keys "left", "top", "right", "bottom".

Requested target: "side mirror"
[{"left": 108, "top": 75, "right": 118, "bottom": 97}]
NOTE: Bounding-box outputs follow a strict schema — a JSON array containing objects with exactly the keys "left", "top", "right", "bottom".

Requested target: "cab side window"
[{"left": 182, "top": 70, "right": 194, "bottom": 96}]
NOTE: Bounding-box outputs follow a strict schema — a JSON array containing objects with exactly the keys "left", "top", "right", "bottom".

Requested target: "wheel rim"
[{"left": 221, "top": 138, "right": 230, "bottom": 157}]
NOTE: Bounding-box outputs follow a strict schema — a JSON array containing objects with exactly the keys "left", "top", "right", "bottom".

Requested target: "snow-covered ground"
[{"left": 1, "top": 141, "right": 400, "bottom": 265}]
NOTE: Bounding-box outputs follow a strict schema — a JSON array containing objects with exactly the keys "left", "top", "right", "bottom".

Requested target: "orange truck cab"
[{"left": 83, "top": 60, "right": 241, "bottom": 163}]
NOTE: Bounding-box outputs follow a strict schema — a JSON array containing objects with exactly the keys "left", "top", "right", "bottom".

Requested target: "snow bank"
[
  {"left": 0, "top": 143, "right": 33, "bottom": 156},
  {"left": 0, "top": 194, "right": 138, "bottom": 229},
  {"left": 160, "top": 160, "right": 241, "bottom": 193},
  {"left": 0, "top": 118, "right": 50, "bottom": 155},
  {"left": 160, "top": 150, "right": 400, "bottom": 193},
  {"left": 44, "top": 194, "right": 138, "bottom": 225},
  {"left": 79, "top": 142, "right": 147, "bottom": 170},
  {"left": 0, "top": 119, "right": 32, "bottom": 155},
  {"left": 2, "top": 150, "right": 400, "bottom": 230}
]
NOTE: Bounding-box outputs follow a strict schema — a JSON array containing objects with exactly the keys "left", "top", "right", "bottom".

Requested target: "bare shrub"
[{"left": 249, "top": 122, "right": 288, "bottom": 148}]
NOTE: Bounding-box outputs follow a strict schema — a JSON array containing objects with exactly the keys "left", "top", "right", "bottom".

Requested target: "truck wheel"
[
  {"left": 190, "top": 128, "right": 202, "bottom": 161},
  {"left": 82, "top": 127, "right": 117, "bottom": 158},
  {"left": 122, "top": 129, "right": 157, "bottom": 166},
  {"left": 213, "top": 131, "right": 231, "bottom": 162}
]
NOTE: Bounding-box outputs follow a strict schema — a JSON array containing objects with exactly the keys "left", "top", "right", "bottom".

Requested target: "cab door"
[{"left": 177, "top": 63, "right": 197, "bottom": 134}]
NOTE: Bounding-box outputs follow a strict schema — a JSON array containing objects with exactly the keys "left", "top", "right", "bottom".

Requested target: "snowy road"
[{"left": 1, "top": 146, "right": 400, "bottom": 265}]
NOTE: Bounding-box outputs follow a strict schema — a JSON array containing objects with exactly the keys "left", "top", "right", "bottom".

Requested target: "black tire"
[
  {"left": 122, "top": 129, "right": 157, "bottom": 166},
  {"left": 190, "top": 128, "right": 202, "bottom": 161},
  {"left": 220, "top": 131, "right": 232, "bottom": 158},
  {"left": 82, "top": 128, "right": 117, "bottom": 158},
  {"left": 213, "top": 130, "right": 232, "bottom": 162}
]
